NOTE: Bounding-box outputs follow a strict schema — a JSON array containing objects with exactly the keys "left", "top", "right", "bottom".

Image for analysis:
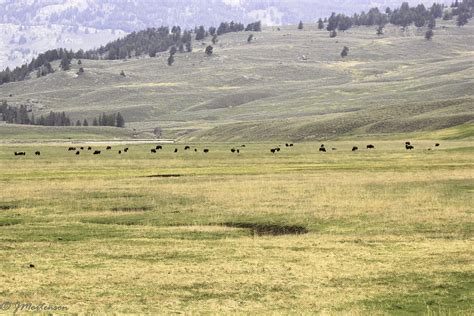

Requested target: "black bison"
[
  {"left": 406, "top": 145, "right": 414, "bottom": 150},
  {"left": 405, "top": 141, "right": 411, "bottom": 145},
  {"left": 106, "top": 146, "right": 112, "bottom": 150},
  {"left": 124, "top": 148, "right": 129, "bottom": 152},
  {"left": 68, "top": 147, "right": 76, "bottom": 151},
  {"left": 174, "top": 148, "right": 178, "bottom": 153},
  {"left": 80, "top": 147, "right": 84, "bottom": 150},
  {"left": 276, "top": 148, "right": 281, "bottom": 152},
  {"left": 35, "top": 151, "right": 41, "bottom": 156},
  {"left": 367, "top": 144, "right": 375, "bottom": 149},
  {"left": 184, "top": 146, "right": 190, "bottom": 150},
  {"left": 151, "top": 149, "right": 157, "bottom": 153},
  {"left": 289, "top": 144, "right": 294, "bottom": 147},
  {"left": 352, "top": 146, "right": 359, "bottom": 152},
  {"left": 319, "top": 147, "right": 326, "bottom": 152},
  {"left": 231, "top": 148, "right": 236, "bottom": 153},
  {"left": 118, "top": 150, "right": 122, "bottom": 155},
  {"left": 156, "top": 145, "right": 163, "bottom": 150},
  {"left": 285, "top": 143, "right": 289, "bottom": 147},
  {"left": 76, "top": 151, "right": 80, "bottom": 155},
  {"left": 87, "top": 147, "right": 92, "bottom": 150},
  {"left": 14, "top": 152, "right": 26, "bottom": 156},
  {"left": 194, "top": 148, "right": 198, "bottom": 152},
  {"left": 271, "top": 148, "right": 276, "bottom": 154},
  {"left": 237, "top": 149, "right": 240, "bottom": 154},
  {"left": 332, "top": 148, "right": 337, "bottom": 151},
  {"left": 435, "top": 143, "right": 440, "bottom": 147},
  {"left": 203, "top": 149, "right": 209, "bottom": 153},
  {"left": 241, "top": 145, "right": 246, "bottom": 147},
  {"left": 93, "top": 150, "right": 101, "bottom": 155}
]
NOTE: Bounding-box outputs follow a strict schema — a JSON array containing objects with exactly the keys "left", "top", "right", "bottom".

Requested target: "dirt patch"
[
  {"left": 111, "top": 206, "right": 153, "bottom": 212},
  {"left": 223, "top": 222, "right": 308, "bottom": 236},
  {"left": 146, "top": 174, "right": 182, "bottom": 178}
]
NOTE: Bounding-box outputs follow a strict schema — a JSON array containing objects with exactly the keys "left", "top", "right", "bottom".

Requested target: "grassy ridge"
[
  {"left": 0, "top": 21, "right": 472, "bottom": 140},
  {"left": 0, "top": 140, "right": 472, "bottom": 313}
]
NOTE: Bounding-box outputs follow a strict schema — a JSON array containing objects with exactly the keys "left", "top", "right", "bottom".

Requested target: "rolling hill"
[{"left": 0, "top": 19, "right": 473, "bottom": 141}]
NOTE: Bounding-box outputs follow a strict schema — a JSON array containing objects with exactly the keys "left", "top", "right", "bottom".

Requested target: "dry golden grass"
[{"left": 0, "top": 141, "right": 472, "bottom": 313}]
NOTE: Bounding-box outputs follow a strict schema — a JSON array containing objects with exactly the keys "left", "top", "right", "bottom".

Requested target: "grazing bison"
[
  {"left": 435, "top": 143, "right": 440, "bottom": 147},
  {"left": 367, "top": 144, "right": 375, "bottom": 149},
  {"left": 289, "top": 144, "right": 294, "bottom": 147},
  {"left": 156, "top": 145, "right": 163, "bottom": 150},
  {"left": 106, "top": 146, "right": 112, "bottom": 150},
  {"left": 203, "top": 149, "right": 209, "bottom": 153},
  {"left": 174, "top": 148, "right": 178, "bottom": 153},
  {"left": 241, "top": 145, "right": 246, "bottom": 147},
  {"left": 68, "top": 147, "right": 76, "bottom": 151},
  {"left": 76, "top": 151, "right": 80, "bottom": 155},
  {"left": 194, "top": 148, "right": 198, "bottom": 152},
  {"left": 87, "top": 147, "right": 92, "bottom": 150},
  {"left": 93, "top": 150, "right": 101, "bottom": 155},
  {"left": 276, "top": 148, "right": 281, "bottom": 152},
  {"left": 118, "top": 150, "right": 122, "bottom": 155},
  {"left": 151, "top": 149, "right": 157, "bottom": 153},
  {"left": 237, "top": 149, "right": 240, "bottom": 154},
  {"left": 14, "top": 152, "right": 26, "bottom": 156},
  {"left": 231, "top": 148, "right": 236, "bottom": 153},
  {"left": 332, "top": 148, "right": 337, "bottom": 151},
  {"left": 406, "top": 145, "right": 414, "bottom": 150},
  {"left": 184, "top": 146, "right": 190, "bottom": 150},
  {"left": 319, "top": 147, "right": 326, "bottom": 152},
  {"left": 80, "top": 147, "right": 84, "bottom": 150},
  {"left": 352, "top": 146, "right": 359, "bottom": 152},
  {"left": 405, "top": 141, "right": 411, "bottom": 145},
  {"left": 124, "top": 148, "right": 129, "bottom": 152},
  {"left": 35, "top": 151, "right": 41, "bottom": 156},
  {"left": 271, "top": 148, "right": 276, "bottom": 154}
]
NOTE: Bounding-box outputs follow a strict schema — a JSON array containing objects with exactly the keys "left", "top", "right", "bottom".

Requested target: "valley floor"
[{"left": 0, "top": 141, "right": 472, "bottom": 313}]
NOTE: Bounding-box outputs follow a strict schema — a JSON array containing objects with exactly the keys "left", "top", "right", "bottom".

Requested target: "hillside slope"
[{"left": 0, "top": 20, "right": 473, "bottom": 141}]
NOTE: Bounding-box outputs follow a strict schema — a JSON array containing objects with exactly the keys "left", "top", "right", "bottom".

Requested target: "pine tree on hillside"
[
  {"left": 76, "top": 120, "right": 82, "bottom": 126},
  {"left": 83, "top": 119, "right": 89, "bottom": 126},
  {"left": 317, "top": 18, "right": 325, "bottom": 30},
  {"left": 195, "top": 26, "right": 206, "bottom": 40},
  {"left": 168, "top": 54, "right": 175, "bottom": 66},
  {"left": 185, "top": 41, "right": 192, "bottom": 53},
  {"left": 205, "top": 45, "right": 213, "bottom": 56},
  {"left": 60, "top": 56, "right": 71, "bottom": 71},
  {"left": 376, "top": 24, "right": 384, "bottom": 35},
  {"left": 298, "top": 21, "right": 304, "bottom": 30},
  {"left": 425, "top": 29, "right": 434, "bottom": 40},
  {"left": 116, "top": 112, "right": 125, "bottom": 128},
  {"left": 341, "top": 46, "right": 349, "bottom": 58}
]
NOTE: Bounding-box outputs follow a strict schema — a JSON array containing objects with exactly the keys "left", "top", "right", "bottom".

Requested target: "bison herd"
[{"left": 12, "top": 141, "right": 441, "bottom": 158}]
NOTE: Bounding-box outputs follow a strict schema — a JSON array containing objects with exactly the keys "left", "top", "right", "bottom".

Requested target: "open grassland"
[
  {"left": 0, "top": 124, "right": 138, "bottom": 142},
  {"left": 0, "top": 21, "right": 473, "bottom": 140},
  {"left": 0, "top": 140, "right": 472, "bottom": 313}
]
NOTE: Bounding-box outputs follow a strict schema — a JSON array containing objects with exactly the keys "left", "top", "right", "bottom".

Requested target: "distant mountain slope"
[
  {"left": 1, "top": 19, "right": 472, "bottom": 141},
  {"left": 0, "top": 0, "right": 452, "bottom": 68}
]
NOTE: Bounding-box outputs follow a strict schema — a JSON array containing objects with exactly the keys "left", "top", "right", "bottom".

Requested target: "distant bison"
[
  {"left": 118, "top": 150, "right": 122, "bottom": 155},
  {"left": 87, "top": 147, "right": 92, "bottom": 150},
  {"left": 184, "top": 146, "right": 190, "bottom": 150},
  {"left": 106, "top": 146, "right": 112, "bottom": 150},
  {"left": 76, "top": 151, "right": 80, "bottom": 155},
  {"left": 406, "top": 145, "right": 414, "bottom": 150},
  {"left": 124, "top": 148, "right": 129, "bottom": 152},
  {"left": 367, "top": 144, "right": 375, "bottom": 149},
  {"left": 405, "top": 141, "right": 411, "bottom": 145},
  {"left": 194, "top": 148, "right": 198, "bottom": 152},
  {"left": 93, "top": 150, "right": 101, "bottom": 155},
  {"left": 319, "top": 147, "right": 326, "bottom": 152},
  {"left": 68, "top": 147, "right": 76, "bottom": 151},
  {"left": 156, "top": 145, "right": 163, "bottom": 150},
  {"left": 35, "top": 151, "right": 41, "bottom": 156},
  {"left": 151, "top": 149, "right": 157, "bottom": 153},
  {"left": 231, "top": 148, "right": 236, "bottom": 153},
  {"left": 174, "top": 148, "right": 178, "bottom": 153},
  {"left": 80, "top": 147, "right": 84, "bottom": 150},
  {"left": 352, "top": 146, "right": 359, "bottom": 152},
  {"left": 271, "top": 148, "right": 276, "bottom": 154},
  {"left": 203, "top": 149, "right": 209, "bottom": 153},
  {"left": 435, "top": 143, "right": 440, "bottom": 147},
  {"left": 14, "top": 152, "right": 26, "bottom": 156}
]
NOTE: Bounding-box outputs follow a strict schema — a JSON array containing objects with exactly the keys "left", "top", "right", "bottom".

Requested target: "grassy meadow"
[{"left": 0, "top": 140, "right": 472, "bottom": 313}]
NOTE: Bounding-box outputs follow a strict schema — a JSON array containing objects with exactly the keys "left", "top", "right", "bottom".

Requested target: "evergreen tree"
[
  {"left": 76, "top": 120, "right": 82, "bottom": 126},
  {"left": 83, "top": 119, "right": 89, "bottom": 126},
  {"left": 92, "top": 118, "right": 98, "bottom": 126},
  {"left": 205, "top": 45, "right": 214, "bottom": 56},
  {"left": 428, "top": 17, "right": 436, "bottom": 29},
  {"left": 116, "top": 112, "right": 125, "bottom": 128},
  {"left": 317, "top": 18, "right": 325, "bottom": 30},
  {"left": 457, "top": 11, "right": 470, "bottom": 26},
  {"left": 247, "top": 34, "right": 254, "bottom": 43},
  {"left": 212, "top": 34, "right": 218, "bottom": 44},
  {"left": 425, "top": 29, "right": 434, "bottom": 40},
  {"left": 329, "top": 30, "right": 337, "bottom": 38},
  {"left": 168, "top": 54, "right": 175, "bottom": 66},
  {"left": 60, "top": 55, "right": 71, "bottom": 71},
  {"left": 341, "top": 46, "right": 349, "bottom": 58},
  {"left": 185, "top": 41, "right": 192, "bottom": 53},
  {"left": 298, "top": 21, "right": 304, "bottom": 30},
  {"left": 195, "top": 26, "right": 206, "bottom": 40}
]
